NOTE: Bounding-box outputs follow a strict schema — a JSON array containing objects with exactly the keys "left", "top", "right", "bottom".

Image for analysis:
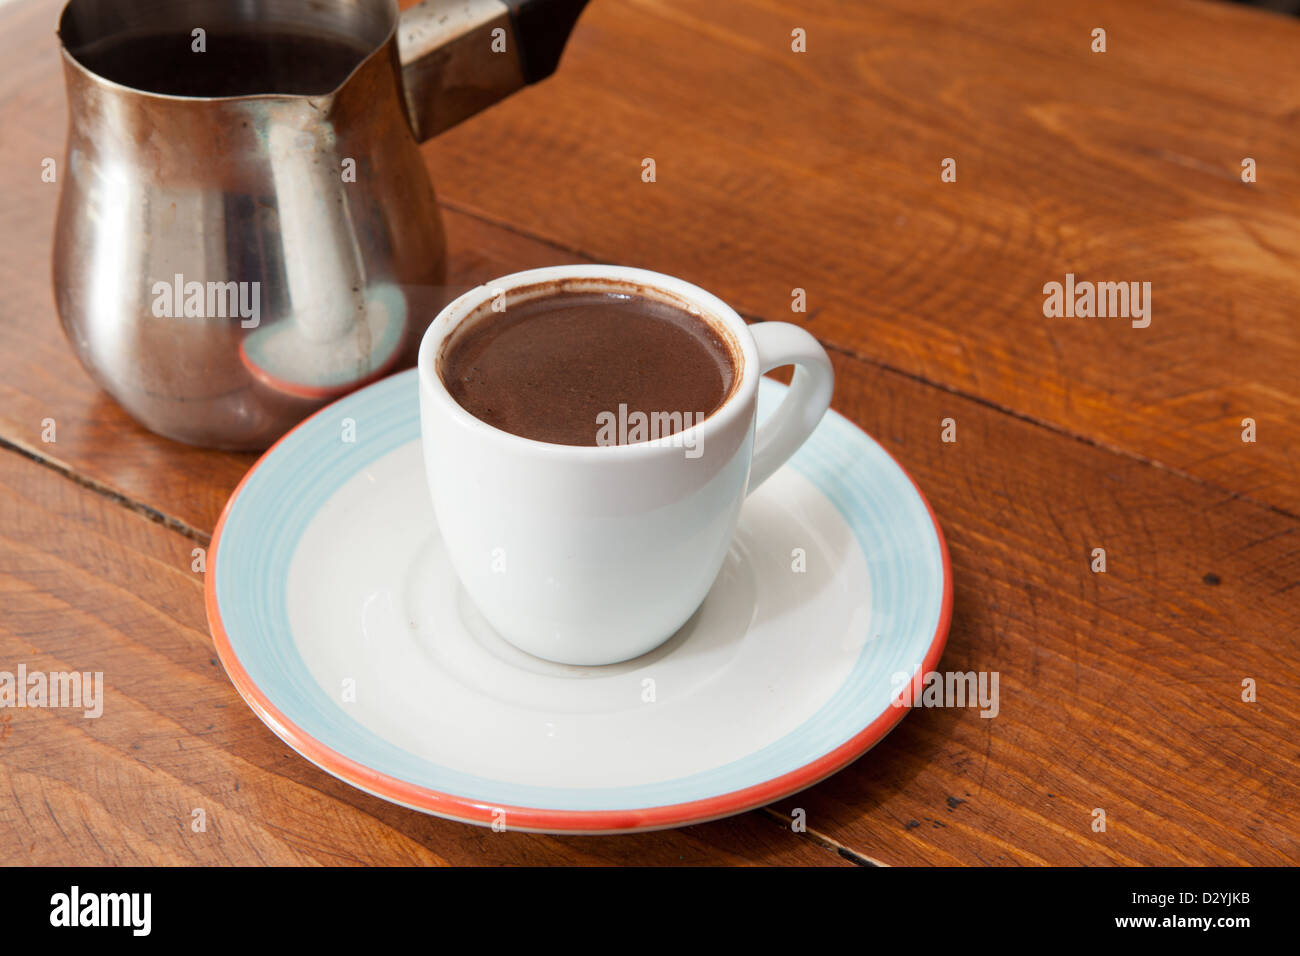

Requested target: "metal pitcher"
[{"left": 53, "top": 0, "right": 588, "bottom": 449}]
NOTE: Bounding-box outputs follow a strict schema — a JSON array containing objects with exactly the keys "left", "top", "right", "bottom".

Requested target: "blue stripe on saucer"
[{"left": 214, "top": 370, "right": 946, "bottom": 811}]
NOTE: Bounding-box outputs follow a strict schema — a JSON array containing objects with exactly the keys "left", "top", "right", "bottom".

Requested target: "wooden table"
[{"left": 2, "top": 0, "right": 1297, "bottom": 866}]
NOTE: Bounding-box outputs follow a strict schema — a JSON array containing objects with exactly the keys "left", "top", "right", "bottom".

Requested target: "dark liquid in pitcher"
[{"left": 70, "top": 28, "right": 372, "bottom": 97}]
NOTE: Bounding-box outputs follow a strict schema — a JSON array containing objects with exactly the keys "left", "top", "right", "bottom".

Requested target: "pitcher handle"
[{"left": 398, "top": 0, "right": 589, "bottom": 142}]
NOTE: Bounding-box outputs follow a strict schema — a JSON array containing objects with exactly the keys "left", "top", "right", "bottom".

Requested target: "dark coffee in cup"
[{"left": 438, "top": 289, "right": 739, "bottom": 446}]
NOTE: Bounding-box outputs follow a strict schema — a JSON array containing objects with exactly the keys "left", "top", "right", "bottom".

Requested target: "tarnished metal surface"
[{"left": 52, "top": 0, "right": 527, "bottom": 449}]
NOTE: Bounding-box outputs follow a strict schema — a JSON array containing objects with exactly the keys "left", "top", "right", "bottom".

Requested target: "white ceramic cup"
[{"left": 417, "top": 265, "right": 834, "bottom": 665}]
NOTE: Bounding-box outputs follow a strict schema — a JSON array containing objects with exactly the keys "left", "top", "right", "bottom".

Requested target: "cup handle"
[{"left": 746, "top": 322, "right": 835, "bottom": 494}]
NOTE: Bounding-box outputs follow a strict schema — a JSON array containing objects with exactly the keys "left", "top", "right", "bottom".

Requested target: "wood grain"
[
  {"left": 0, "top": 450, "right": 851, "bottom": 865},
  {"left": 766, "top": 352, "right": 1299, "bottom": 865},
  {"left": 0, "top": 0, "right": 1296, "bottom": 866},
  {"left": 5, "top": 344, "right": 1295, "bottom": 866},
  {"left": 418, "top": 0, "right": 1300, "bottom": 513},
  {"left": 0, "top": 0, "right": 592, "bottom": 534}
]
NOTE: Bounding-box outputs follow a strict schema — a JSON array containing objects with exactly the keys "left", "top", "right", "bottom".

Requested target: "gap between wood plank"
[
  {"left": 0, "top": 434, "right": 210, "bottom": 544},
  {"left": 0, "top": 433, "right": 878, "bottom": 864},
  {"left": 757, "top": 807, "right": 885, "bottom": 866},
  {"left": 439, "top": 197, "right": 1300, "bottom": 524},
  {"left": 809, "top": 338, "right": 1300, "bottom": 525},
  {"left": 5, "top": 199, "right": 1291, "bottom": 866}
]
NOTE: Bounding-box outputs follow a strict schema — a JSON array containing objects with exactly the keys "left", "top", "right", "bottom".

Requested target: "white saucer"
[{"left": 207, "top": 370, "right": 951, "bottom": 833}]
